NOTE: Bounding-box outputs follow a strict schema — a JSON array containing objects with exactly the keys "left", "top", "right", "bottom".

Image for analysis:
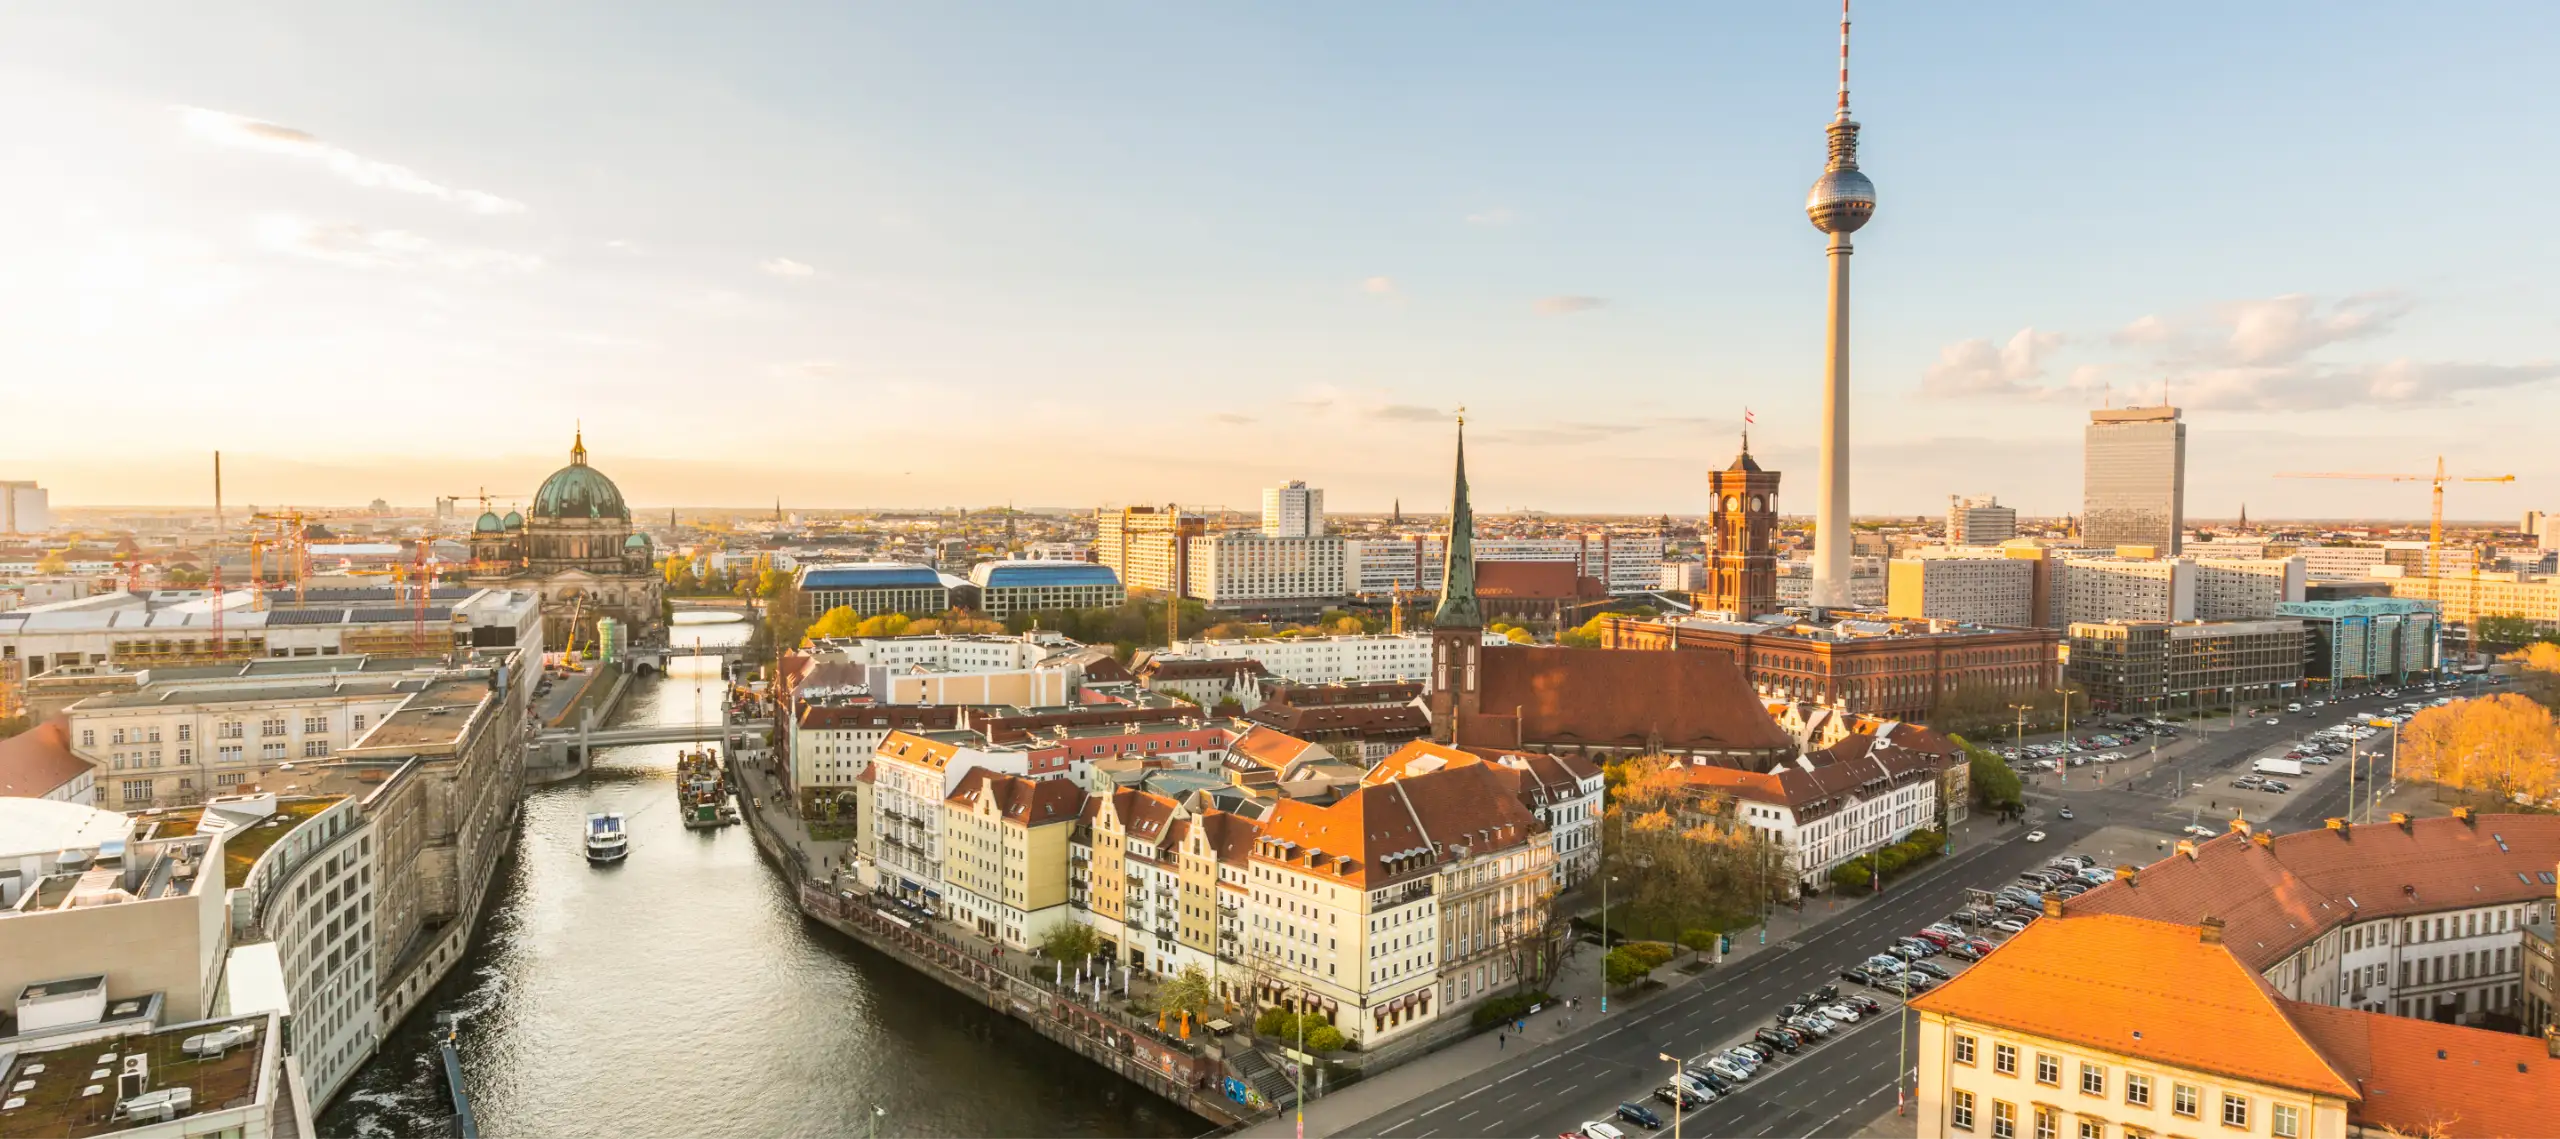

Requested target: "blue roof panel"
[
  {"left": 799, "top": 564, "right": 946, "bottom": 590},
  {"left": 973, "top": 562, "right": 1121, "bottom": 589}
]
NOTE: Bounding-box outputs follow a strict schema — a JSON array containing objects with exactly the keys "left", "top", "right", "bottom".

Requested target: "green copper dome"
[
  {"left": 474, "top": 511, "right": 505, "bottom": 533},
  {"left": 530, "top": 431, "right": 629, "bottom": 521}
]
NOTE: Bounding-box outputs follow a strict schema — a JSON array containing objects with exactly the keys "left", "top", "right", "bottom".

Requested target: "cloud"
[
  {"left": 1920, "top": 327, "right": 2065, "bottom": 397},
  {"left": 1464, "top": 207, "right": 1520, "bottom": 227},
  {"left": 760, "top": 257, "right": 816, "bottom": 278},
  {"left": 256, "top": 215, "right": 542, "bottom": 274},
  {"left": 175, "top": 106, "right": 524, "bottom": 215},
  {"left": 2217, "top": 293, "right": 2409, "bottom": 365},
  {"left": 770, "top": 360, "right": 843, "bottom": 379},
  {"left": 1371, "top": 404, "right": 1443, "bottom": 422},
  {"left": 1206, "top": 412, "right": 1256, "bottom": 425},
  {"left": 1360, "top": 276, "right": 1398, "bottom": 295},
  {"left": 1533, "top": 295, "right": 1605, "bottom": 315},
  {"left": 2171, "top": 358, "right": 2560, "bottom": 411}
]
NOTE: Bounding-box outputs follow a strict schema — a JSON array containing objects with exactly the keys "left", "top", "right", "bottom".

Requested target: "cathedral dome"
[
  {"left": 530, "top": 431, "right": 629, "bottom": 522},
  {"left": 474, "top": 511, "right": 505, "bottom": 533},
  {"left": 624, "top": 533, "right": 651, "bottom": 552}
]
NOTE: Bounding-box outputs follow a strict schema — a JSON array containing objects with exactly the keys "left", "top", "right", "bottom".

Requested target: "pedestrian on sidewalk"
[{"left": 1498, "top": 1032, "right": 1505, "bottom": 1050}]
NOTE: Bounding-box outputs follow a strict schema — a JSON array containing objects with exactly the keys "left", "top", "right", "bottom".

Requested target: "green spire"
[{"left": 1432, "top": 414, "right": 1481, "bottom": 629}]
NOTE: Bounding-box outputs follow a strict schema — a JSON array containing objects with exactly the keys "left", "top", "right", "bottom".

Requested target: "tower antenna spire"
[{"left": 1837, "top": 0, "right": 1853, "bottom": 118}]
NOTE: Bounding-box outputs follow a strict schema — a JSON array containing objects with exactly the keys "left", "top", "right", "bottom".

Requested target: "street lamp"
[
  {"left": 868, "top": 1105, "right": 885, "bottom": 1139},
  {"left": 1660, "top": 1052, "right": 1686, "bottom": 1139}
]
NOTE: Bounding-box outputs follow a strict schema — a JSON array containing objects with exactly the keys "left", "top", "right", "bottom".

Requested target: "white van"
[{"left": 2252, "top": 757, "right": 2306, "bottom": 777}]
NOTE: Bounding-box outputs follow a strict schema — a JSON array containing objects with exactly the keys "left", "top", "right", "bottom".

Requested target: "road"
[{"left": 1337, "top": 680, "right": 2488, "bottom": 1139}]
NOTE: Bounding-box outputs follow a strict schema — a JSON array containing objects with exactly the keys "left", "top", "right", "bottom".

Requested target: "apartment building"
[
  {"left": 1262, "top": 481, "right": 1324, "bottom": 539},
  {"left": 788, "top": 703, "right": 959, "bottom": 799},
  {"left": 1914, "top": 825, "right": 2560, "bottom": 1139},
  {"left": 1245, "top": 761, "right": 1551, "bottom": 1047},
  {"left": 214, "top": 793, "right": 380, "bottom": 1105},
  {"left": 2388, "top": 570, "right": 2560, "bottom": 630},
  {"left": 0, "top": 585, "right": 540, "bottom": 677},
  {"left": 797, "top": 631, "right": 1085, "bottom": 707},
  {"left": 2084, "top": 405, "right": 2187, "bottom": 554},
  {"left": 2295, "top": 545, "right": 2387, "bottom": 581},
  {"left": 1343, "top": 534, "right": 1665, "bottom": 597},
  {"left": 1363, "top": 741, "right": 1603, "bottom": 888},
  {"left": 1184, "top": 533, "right": 1347, "bottom": 610},
  {"left": 1162, "top": 631, "right": 1506, "bottom": 684},
  {"left": 1095, "top": 505, "right": 1205, "bottom": 595},
  {"left": 940, "top": 768, "right": 1084, "bottom": 951},
  {"left": 2193, "top": 556, "right": 2307, "bottom": 620},
  {"left": 1887, "top": 554, "right": 2038, "bottom": 628},
  {"left": 1676, "top": 721, "right": 1955, "bottom": 890},
  {"left": 2058, "top": 557, "right": 2194, "bottom": 625},
  {"left": 868, "top": 730, "right": 1035, "bottom": 904},
  {"left": 1132, "top": 656, "right": 1270, "bottom": 711},
  {"left": 64, "top": 667, "right": 431, "bottom": 808},
  {"left": 2066, "top": 619, "right": 2305, "bottom": 713},
  {"left": 1946, "top": 495, "right": 2018, "bottom": 546}
]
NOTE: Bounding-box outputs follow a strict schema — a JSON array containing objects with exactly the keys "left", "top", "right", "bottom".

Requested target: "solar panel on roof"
[
  {"left": 348, "top": 607, "right": 453, "bottom": 623},
  {"left": 264, "top": 607, "right": 354, "bottom": 626}
]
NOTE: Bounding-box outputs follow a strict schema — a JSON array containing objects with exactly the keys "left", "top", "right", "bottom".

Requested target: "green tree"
[
  {"left": 1039, "top": 922, "right": 1101, "bottom": 969},
  {"left": 1604, "top": 947, "right": 1655, "bottom": 987},
  {"left": 756, "top": 567, "right": 791, "bottom": 599},
  {"left": 1955, "top": 737, "right": 2023, "bottom": 815},
  {"left": 1303, "top": 1024, "right": 1347, "bottom": 1053},
  {"left": 1154, "top": 964, "right": 1217, "bottom": 1023},
  {"left": 804, "top": 606, "right": 862, "bottom": 641},
  {"left": 2477, "top": 615, "right": 2559, "bottom": 653}
]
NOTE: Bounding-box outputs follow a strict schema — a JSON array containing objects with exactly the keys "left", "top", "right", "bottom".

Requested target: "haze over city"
[{"left": 4, "top": 2, "right": 2555, "bottom": 516}]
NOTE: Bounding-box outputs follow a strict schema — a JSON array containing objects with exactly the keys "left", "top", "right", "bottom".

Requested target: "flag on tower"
[{"left": 1744, "top": 408, "right": 1755, "bottom": 424}]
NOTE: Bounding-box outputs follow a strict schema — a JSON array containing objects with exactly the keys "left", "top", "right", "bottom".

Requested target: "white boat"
[{"left": 585, "top": 812, "right": 629, "bottom": 864}]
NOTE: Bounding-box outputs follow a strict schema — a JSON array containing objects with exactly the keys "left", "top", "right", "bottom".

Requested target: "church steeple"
[
  {"left": 571, "top": 422, "right": 588, "bottom": 467},
  {"left": 1431, "top": 413, "right": 1481, "bottom": 630}
]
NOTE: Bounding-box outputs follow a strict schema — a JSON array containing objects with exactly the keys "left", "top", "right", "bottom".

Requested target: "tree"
[
  {"left": 1601, "top": 755, "right": 1785, "bottom": 936},
  {"left": 1955, "top": 737, "right": 2023, "bottom": 815},
  {"left": 804, "top": 606, "right": 862, "bottom": 641},
  {"left": 2477, "top": 615, "right": 2558, "bottom": 653},
  {"left": 1155, "top": 964, "right": 1216, "bottom": 1023},
  {"left": 1500, "top": 884, "right": 1578, "bottom": 992},
  {"left": 2501, "top": 642, "right": 2560, "bottom": 707},
  {"left": 2397, "top": 694, "right": 2560, "bottom": 806},
  {"left": 756, "top": 567, "right": 791, "bottom": 599},
  {"left": 34, "top": 551, "right": 67, "bottom": 574},
  {"left": 1040, "top": 921, "right": 1101, "bottom": 970},
  {"left": 853, "top": 614, "right": 912, "bottom": 638},
  {"left": 1303, "top": 1024, "right": 1347, "bottom": 1053},
  {"left": 1604, "top": 947, "right": 1654, "bottom": 987}
]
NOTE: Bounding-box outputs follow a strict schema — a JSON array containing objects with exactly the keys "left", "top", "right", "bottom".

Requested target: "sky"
[{"left": 2, "top": 2, "right": 2555, "bottom": 520}]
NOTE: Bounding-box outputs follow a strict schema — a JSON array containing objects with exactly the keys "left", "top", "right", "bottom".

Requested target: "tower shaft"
[{"left": 1811, "top": 231, "right": 1854, "bottom": 607}]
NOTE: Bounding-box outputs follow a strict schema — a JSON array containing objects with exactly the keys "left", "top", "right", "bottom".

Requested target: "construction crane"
[{"left": 2276, "top": 456, "right": 2517, "bottom": 662}]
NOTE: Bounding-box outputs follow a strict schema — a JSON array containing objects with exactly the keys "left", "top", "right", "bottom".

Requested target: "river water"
[{"left": 319, "top": 614, "right": 1203, "bottom": 1138}]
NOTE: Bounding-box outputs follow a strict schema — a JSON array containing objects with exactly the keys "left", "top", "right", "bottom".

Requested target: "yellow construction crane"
[{"left": 2276, "top": 456, "right": 2516, "bottom": 659}]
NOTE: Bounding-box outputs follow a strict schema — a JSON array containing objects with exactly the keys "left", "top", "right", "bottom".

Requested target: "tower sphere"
[{"left": 1806, "top": 163, "right": 1875, "bottom": 234}]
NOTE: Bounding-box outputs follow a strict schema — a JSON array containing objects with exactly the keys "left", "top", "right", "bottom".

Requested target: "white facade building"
[
  {"left": 0, "top": 481, "right": 50, "bottom": 534},
  {"left": 2192, "top": 556, "right": 2308, "bottom": 620},
  {"left": 1184, "top": 533, "right": 1347, "bottom": 608},
  {"left": 1778, "top": 557, "right": 1887, "bottom": 608},
  {"left": 1946, "top": 495, "right": 2018, "bottom": 546},
  {"left": 1344, "top": 534, "right": 1665, "bottom": 596},
  {"left": 1165, "top": 631, "right": 1506, "bottom": 683},
  {"left": 2058, "top": 556, "right": 2195, "bottom": 625},
  {"left": 867, "top": 731, "right": 1032, "bottom": 901},
  {"left": 67, "top": 673, "right": 430, "bottom": 809},
  {"left": 1887, "top": 553, "right": 2037, "bottom": 627},
  {"left": 2297, "top": 545, "right": 2390, "bottom": 581},
  {"left": 1261, "top": 481, "right": 1324, "bottom": 539}
]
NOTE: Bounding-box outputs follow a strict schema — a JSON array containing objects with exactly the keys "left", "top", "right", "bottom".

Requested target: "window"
[
  {"left": 177, "top": 748, "right": 192, "bottom": 764},
  {"left": 1992, "top": 1101, "right": 2017, "bottom": 1139},
  {"left": 81, "top": 729, "right": 95, "bottom": 747},
  {"left": 121, "top": 778, "right": 153, "bottom": 803},
  {"left": 111, "top": 728, "right": 127, "bottom": 745},
  {"left": 217, "top": 772, "right": 245, "bottom": 788},
  {"left": 2125, "top": 1074, "right": 2152, "bottom": 1108},
  {"left": 1995, "top": 1043, "right": 2019, "bottom": 1075},
  {"left": 353, "top": 714, "right": 367, "bottom": 731},
  {"left": 2081, "top": 1063, "right": 2106, "bottom": 1096},
  {"left": 304, "top": 715, "right": 328, "bottom": 734},
  {"left": 1955, "top": 1034, "right": 1979, "bottom": 1065},
  {"left": 1951, "top": 1090, "right": 1976, "bottom": 1131},
  {"left": 261, "top": 718, "right": 286, "bottom": 737},
  {"left": 2172, "top": 1084, "right": 2200, "bottom": 1118},
  {"left": 2270, "top": 1103, "right": 2300, "bottom": 1139},
  {"left": 2035, "top": 1053, "right": 2061, "bottom": 1086},
  {"left": 177, "top": 723, "right": 193, "bottom": 741},
  {"left": 2033, "top": 1105, "right": 2057, "bottom": 1139},
  {"left": 219, "top": 721, "right": 243, "bottom": 739},
  {"left": 2220, "top": 1094, "right": 2249, "bottom": 1129},
  {"left": 2077, "top": 1122, "right": 2102, "bottom": 1139}
]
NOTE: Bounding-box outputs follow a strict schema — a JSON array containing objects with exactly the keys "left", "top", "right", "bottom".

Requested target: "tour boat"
[{"left": 585, "top": 812, "right": 630, "bottom": 864}]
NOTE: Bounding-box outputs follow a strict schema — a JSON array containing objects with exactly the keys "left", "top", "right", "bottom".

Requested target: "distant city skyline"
[{"left": 3, "top": 3, "right": 2554, "bottom": 517}]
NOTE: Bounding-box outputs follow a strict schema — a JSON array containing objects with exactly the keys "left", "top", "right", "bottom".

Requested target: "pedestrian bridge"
[{"left": 532, "top": 719, "right": 774, "bottom": 749}]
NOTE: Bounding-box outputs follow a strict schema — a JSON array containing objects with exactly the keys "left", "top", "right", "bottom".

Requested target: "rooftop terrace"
[{"left": 0, "top": 1014, "right": 271, "bottom": 1139}]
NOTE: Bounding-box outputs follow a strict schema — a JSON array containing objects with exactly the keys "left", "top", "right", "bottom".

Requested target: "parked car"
[
  {"left": 1873, "top": 975, "right": 1917, "bottom": 996},
  {"left": 1820, "top": 1002, "right": 1863, "bottom": 1024},
  {"left": 1944, "top": 940, "right": 1986, "bottom": 962},
  {"left": 1910, "top": 959, "right": 1955, "bottom": 981},
  {"left": 1733, "top": 1042, "right": 1774, "bottom": 1065},
  {"left": 1844, "top": 993, "right": 1883, "bottom": 1015},
  {"left": 1890, "top": 941, "right": 1934, "bottom": 962},
  {"left": 1703, "top": 1057, "right": 1754, "bottom": 1084},
  {"left": 1655, "top": 1084, "right": 1710, "bottom": 1111},
  {"left": 1786, "top": 1014, "right": 1835, "bottom": 1039},
  {"left": 1992, "top": 917, "right": 2030, "bottom": 934},
  {"left": 1763, "top": 1025, "right": 1806, "bottom": 1050},
  {"left": 1615, "top": 1102, "right": 1664, "bottom": 1131},
  {"left": 2056, "top": 883, "right": 2090, "bottom": 898},
  {"left": 1839, "top": 966, "right": 1874, "bottom": 985}
]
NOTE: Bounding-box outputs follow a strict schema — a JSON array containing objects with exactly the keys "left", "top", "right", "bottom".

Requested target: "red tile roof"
[
  {"left": 946, "top": 767, "right": 1086, "bottom": 825},
  {"left": 1460, "top": 645, "right": 1794, "bottom": 755},
  {"left": 1909, "top": 912, "right": 2361, "bottom": 1099},
  {"left": 2066, "top": 814, "right": 2560, "bottom": 969},
  {"left": 1227, "top": 725, "right": 1326, "bottom": 774},
  {"left": 1256, "top": 762, "right": 1546, "bottom": 888},
  {"left": 1475, "top": 560, "right": 1600, "bottom": 602},
  {"left": 2283, "top": 999, "right": 2560, "bottom": 1138},
  {"left": 0, "top": 720, "right": 88, "bottom": 799},
  {"left": 1245, "top": 702, "right": 1431, "bottom": 740}
]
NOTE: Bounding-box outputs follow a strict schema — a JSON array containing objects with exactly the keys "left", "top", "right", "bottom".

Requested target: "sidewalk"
[
  {"left": 730, "top": 749, "right": 852, "bottom": 880},
  {"left": 1239, "top": 818, "right": 2018, "bottom": 1138}
]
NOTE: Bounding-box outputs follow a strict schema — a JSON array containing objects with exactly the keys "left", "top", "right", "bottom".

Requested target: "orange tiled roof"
[
  {"left": 2282, "top": 999, "right": 2560, "bottom": 1138},
  {"left": 1908, "top": 912, "right": 2360, "bottom": 1099},
  {"left": 946, "top": 767, "right": 1084, "bottom": 825},
  {"left": 1462, "top": 645, "right": 1794, "bottom": 754},
  {"left": 1256, "top": 762, "right": 1546, "bottom": 887},
  {"left": 2067, "top": 814, "right": 2560, "bottom": 969},
  {"left": 874, "top": 730, "right": 963, "bottom": 771},
  {"left": 1228, "top": 725, "right": 1323, "bottom": 772}
]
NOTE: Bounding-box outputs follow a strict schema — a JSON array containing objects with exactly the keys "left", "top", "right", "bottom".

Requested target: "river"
[{"left": 319, "top": 613, "right": 1204, "bottom": 1138}]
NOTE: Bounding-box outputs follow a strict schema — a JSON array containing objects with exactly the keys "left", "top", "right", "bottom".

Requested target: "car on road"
[
  {"left": 1576, "top": 1121, "right": 1628, "bottom": 1139},
  {"left": 1820, "top": 1002, "right": 1863, "bottom": 1023},
  {"left": 1654, "top": 1083, "right": 1710, "bottom": 1111},
  {"left": 2057, "top": 806, "right": 2075, "bottom": 820},
  {"left": 2182, "top": 825, "right": 2217, "bottom": 839},
  {"left": 2265, "top": 718, "right": 2282, "bottom": 725},
  {"left": 1801, "top": 984, "right": 1840, "bottom": 1005},
  {"left": 2026, "top": 829, "right": 2048, "bottom": 842},
  {"left": 1615, "top": 1102, "right": 1664, "bottom": 1130}
]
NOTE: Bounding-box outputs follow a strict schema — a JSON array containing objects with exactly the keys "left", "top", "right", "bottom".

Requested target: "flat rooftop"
[
  {"left": 75, "top": 676, "right": 429, "bottom": 712},
  {"left": 0, "top": 1014, "right": 270, "bottom": 1139},
  {"left": 351, "top": 676, "right": 492, "bottom": 753}
]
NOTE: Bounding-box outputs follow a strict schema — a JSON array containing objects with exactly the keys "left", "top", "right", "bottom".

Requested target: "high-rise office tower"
[
  {"left": 2084, "top": 406, "right": 2187, "bottom": 554},
  {"left": 1260, "top": 480, "right": 1324, "bottom": 538},
  {"left": 0, "top": 481, "right": 50, "bottom": 535},
  {"left": 1805, "top": 0, "right": 1876, "bottom": 607},
  {"left": 1947, "top": 494, "right": 2018, "bottom": 546}
]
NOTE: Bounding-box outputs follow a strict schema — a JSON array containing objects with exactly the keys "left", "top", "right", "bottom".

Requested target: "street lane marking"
[{"left": 1419, "top": 1101, "right": 1452, "bottom": 1117}]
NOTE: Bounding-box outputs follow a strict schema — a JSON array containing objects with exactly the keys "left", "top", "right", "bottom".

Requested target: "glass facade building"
[{"left": 2084, "top": 406, "right": 2187, "bottom": 554}]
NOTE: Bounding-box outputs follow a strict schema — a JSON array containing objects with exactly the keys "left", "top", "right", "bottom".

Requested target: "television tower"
[{"left": 1805, "top": 0, "right": 1876, "bottom": 607}]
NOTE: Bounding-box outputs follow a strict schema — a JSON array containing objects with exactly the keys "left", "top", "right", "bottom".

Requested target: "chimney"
[
  {"left": 2042, "top": 892, "right": 2064, "bottom": 919},
  {"left": 2391, "top": 811, "right": 2412, "bottom": 833},
  {"left": 2176, "top": 839, "right": 2198, "bottom": 860},
  {"left": 2229, "top": 815, "right": 2251, "bottom": 837},
  {"left": 2198, "top": 916, "right": 2225, "bottom": 946},
  {"left": 2253, "top": 831, "right": 2273, "bottom": 849},
  {"left": 2114, "top": 864, "right": 2137, "bottom": 882},
  {"left": 2326, "top": 817, "right": 2350, "bottom": 837},
  {"left": 2451, "top": 806, "right": 2475, "bottom": 825}
]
